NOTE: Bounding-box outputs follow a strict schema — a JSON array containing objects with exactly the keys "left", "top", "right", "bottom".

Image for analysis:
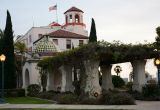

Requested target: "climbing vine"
[{"left": 37, "top": 41, "right": 158, "bottom": 72}]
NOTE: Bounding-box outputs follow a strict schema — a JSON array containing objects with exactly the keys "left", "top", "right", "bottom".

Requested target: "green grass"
[
  {"left": 0, "top": 108, "right": 122, "bottom": 110},
  {"left": 5, "top": 97, "right": 54, "bottom": 104}
]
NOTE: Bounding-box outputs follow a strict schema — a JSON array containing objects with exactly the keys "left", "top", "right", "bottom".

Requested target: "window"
[
  {"left": 53, "top": 39, "right": 58, "bottom": 45},
  {"left": 75, "top": 14, "right": 80, "bottom": 23},
  {"left": 79, "top": 40, "right": 84, "bottom": 46},
  {"left": 66, "top": 39, "right": 71, "bottom": 49},
  {"left": 69, "top": 15, "right": 72, "bottom": 23},
  {"left": 29, "top": 35, "right": 31, "bottom": 43}
]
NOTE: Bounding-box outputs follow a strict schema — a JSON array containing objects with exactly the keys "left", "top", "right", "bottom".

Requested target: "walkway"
[{"left": 0, "top": 101, "right": 160, "bottom": 110}]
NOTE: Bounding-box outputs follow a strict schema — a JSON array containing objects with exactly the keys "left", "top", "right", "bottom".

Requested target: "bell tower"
[{"left": 63, "top": 7, "right": 88, "bottom": 36}]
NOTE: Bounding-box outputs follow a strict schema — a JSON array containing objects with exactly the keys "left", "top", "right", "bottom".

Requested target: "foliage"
[
  {"left": 27, "top": 84, "right": 41, "bottom": 97},
  {"left": 37, "top": 92, "right": 54, "bottom": 100},
  {"left": 37, "top": 41, "right": 158, "bottom": 73},
  {"left": 155, "top": 26, "right": 160, "bottom": 49},
  {"left": 112, "top": 75, "right": 125, "bottom": 88},
  {"left": 99, "top": 90, "right": 135, "bottom": 105},
  {"left": 14, "top": 41, "right": 27, "bottom": 54},
  {"left": 126, "top": 82, "right": 133, "bottom": 91},
  {"left": 73, "top": 80, "right": 81, "bottom": 95},
  {"left": 57, "top": 93, "right": 78, "bottom": 104},
  {"left": 79, "top": 98, "right": 97, "bottom": 105},
  {"left": 89, "top": 18, "right": 97, "bottom": 43},
  {"left": 1, "top": 10, "right": 16, "bottom": 89},
  {"left": 3, "top": 89, "right": 25, "bottom": 97},
  {"left": 5, "top": 97, "right": 54, "bottom": 104},
  {"left": 109, "top": 92, "right": 135, "bottom": 105},
  {"left": 142, "top": 84, "right": 160, "bottom": 97}
]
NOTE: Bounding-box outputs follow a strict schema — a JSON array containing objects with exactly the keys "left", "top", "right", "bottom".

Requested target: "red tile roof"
[
  {"left": 49, "top": 22, "right": 61, "bottom": 26},
  {"left": 48, "top": 30, "right": 88, "bottom": 39},
  {"left": 64, "top": 7, "right": 84, "bottom": 14}
]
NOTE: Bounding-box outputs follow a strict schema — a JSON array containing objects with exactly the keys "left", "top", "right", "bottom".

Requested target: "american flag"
[{"left": 49, "top": 5, "right": 57, "bottom": 11}]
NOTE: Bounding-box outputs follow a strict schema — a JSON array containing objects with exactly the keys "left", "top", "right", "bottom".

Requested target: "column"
[
  {"left": 47, "top": 72, "right": 54, "bottom": 91},
  {"left": 80, "top": 60, "right": 102, "bottom": 98},
  {"left": 60, "top": 65, "right": 73, "bottom": 92},
  {"left": 131, "top": 60, "right": 146, "bottom": 92},
  {"left": 101, "top": 65, "right": 113, "bottom": 91}
]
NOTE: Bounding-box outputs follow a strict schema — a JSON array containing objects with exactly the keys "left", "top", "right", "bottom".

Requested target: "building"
[{"left": 15, "top": 6, "right": 89, "bottom": 90}]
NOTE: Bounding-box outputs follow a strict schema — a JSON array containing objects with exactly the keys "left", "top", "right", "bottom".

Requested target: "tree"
[
  {"left": 89, "top": 18, "right": 97, "bottom": 43},
  {"left": 155, "top": 26, "right": 160, "bottom": 49},
  {"left": 14, "top": 41, "right": 27, "bottom": 88},
  {"left": 2, "top": 10, "right": 16, "bottom": 89},
  {"left": 0, "top": 29, "right": 4, "bottom": 53}
]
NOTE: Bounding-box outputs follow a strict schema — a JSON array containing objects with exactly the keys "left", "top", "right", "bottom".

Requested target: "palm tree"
[{"left": 14, "top": 41, "right": 27, "bottom": 88}]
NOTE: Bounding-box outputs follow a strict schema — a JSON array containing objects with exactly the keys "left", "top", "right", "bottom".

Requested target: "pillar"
[
  {"left": 131, "top": 60, "right": 146, "bottom": 92},
  {"left": 80, "top": 60, "right": 102, "bottom": 98},
  {"left": 101, "top": 65, "right": 113, "bottom": 91},
  {"left": 60, "top": 65, "right": 73, "bottom": 92},
  {"left": 47, "top": 72, "right": 54, "bottom": 91}
]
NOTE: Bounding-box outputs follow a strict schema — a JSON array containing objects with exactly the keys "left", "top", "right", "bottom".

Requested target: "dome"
[{"left": 35, "top": 40, "right": 57, "bottom": 54}]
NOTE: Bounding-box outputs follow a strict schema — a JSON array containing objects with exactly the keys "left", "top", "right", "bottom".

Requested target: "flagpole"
[{"left": 56, "top": 3, "right": 58, "bottom": 23}]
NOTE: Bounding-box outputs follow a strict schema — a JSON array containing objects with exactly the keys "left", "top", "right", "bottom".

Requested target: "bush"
[
  {"left": 99, "top": 90, "right": 135, "bottom": 105},
  {"left": 57, "top": 93, "right": 78, "bottom": 104},
  {"left": 142, "top": 84, "right": 160, "bottom": 97},
  {"left": 112, "top": 75, "right": 125, "bottom": 88},
  {"left": 79, "top": 98, "right": 97, "bottom": 105},
  {"left": 38, "top": 92, "right": 54, "bottom": 100},
  {"left": 27, "top": 84, "right": 41, "bottom": 97},
  {"left": 3, "top": 89, "right": 25, "bottom": 97},
  {"left": 126, "top": 82, "right": 133, "bottom": 91},
  {"left": 109, "top": 92, "right": 135, "bottom": 105}
]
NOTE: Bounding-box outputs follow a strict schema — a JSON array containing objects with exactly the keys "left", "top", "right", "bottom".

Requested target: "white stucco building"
[{"left": 15, "top": 6, "right": 89, "bottom": 90}]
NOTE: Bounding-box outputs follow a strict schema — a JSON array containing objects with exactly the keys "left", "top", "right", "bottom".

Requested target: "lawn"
[
  {"left": 0, "top": 108, "right": 119, "bottom": 110},
  {"left": 5, "top": 97, "right": 54, "bottom": 104}
]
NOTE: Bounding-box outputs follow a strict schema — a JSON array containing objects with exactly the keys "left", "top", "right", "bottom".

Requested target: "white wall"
[
  {"left": 49, "top": 37, "right": 88, "bottom": 51},
  {"left": 22, "top": 61, "right": 40, "bottom": 88}
]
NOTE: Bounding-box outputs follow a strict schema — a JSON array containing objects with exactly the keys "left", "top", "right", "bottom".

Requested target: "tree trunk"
[{"left": 80, "top": 60, "right": 101, "bottom": 98}]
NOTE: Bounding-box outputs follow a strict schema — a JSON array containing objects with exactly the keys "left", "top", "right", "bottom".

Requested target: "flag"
[{"left": 49, "top": 5, "right": 57, "bottom": 11}]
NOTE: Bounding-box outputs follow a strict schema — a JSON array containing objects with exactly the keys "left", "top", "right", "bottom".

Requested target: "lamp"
[
  {"left": 154, "top": 58, "right": 160, "bottom": 85},
  {"left": 0, "top": 54, "right": 6, "bottom": 103}
]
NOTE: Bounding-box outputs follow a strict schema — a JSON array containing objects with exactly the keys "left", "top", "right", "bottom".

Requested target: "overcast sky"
[
  {"left": 0, "top": 0, "right": 159, "bottom": 78},
  {"left": 1, "top": 0, "right": 160, "bottom": 43}
]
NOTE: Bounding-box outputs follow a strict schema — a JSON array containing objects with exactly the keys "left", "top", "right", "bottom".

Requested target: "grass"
[
  {"left": 5, "top": 97, "right": 54, "bottom": 104},
  {"left": 0, "top": 109, "right": 122, "bottom": 110}
]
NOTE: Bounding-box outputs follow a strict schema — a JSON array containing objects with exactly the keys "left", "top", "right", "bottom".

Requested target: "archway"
[
  {"left": 25, "top": 69, "right": 30, "bottom": 88},
  {"left": 75, "top": 14, "right": 80, "bottom": 23}
]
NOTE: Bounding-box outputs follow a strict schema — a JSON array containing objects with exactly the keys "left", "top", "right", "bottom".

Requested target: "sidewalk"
[{"left": 0, "top": 100, "right": 160, "bottom": 110}]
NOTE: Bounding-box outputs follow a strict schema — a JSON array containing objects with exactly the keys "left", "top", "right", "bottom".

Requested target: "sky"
[{"left": 0, "top": 0, "right": 160, "bottom": 79}]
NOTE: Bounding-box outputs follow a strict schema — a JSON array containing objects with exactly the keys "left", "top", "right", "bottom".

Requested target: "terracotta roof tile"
[
  {"left": 64, "top": 7, "right": 83, "bottom": 14},
  {"left": 48, "top": 30, "right": 88, "bottom": 39}
]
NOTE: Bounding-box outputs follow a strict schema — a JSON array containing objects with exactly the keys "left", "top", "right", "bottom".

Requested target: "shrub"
[
  {"left": 79, "top": 98, "right": 97, "bottom": 105},
  {"left": 57, "top": 93, "right": 78, "bottom": 104},
  {"left": 112, "top": 75, "right": 125, "bottom": 88},
  {"left": 100, "top": 90, "right": 135, "bottom": 105},
  {"left": 27, "top": 84, "right": 41, "bottom": 97},
  {"left": 38, "top": 92, "right": 54, "bottom": 100},
  {"left": 126, "top": 82, "right": 133, "bottom": 91},
  {"left": 109, "top": 92, "right": 135, "bottom": 105},
  {"left": 4, "top": 89, "right": 25, "bottom": 97},
  {"left": 142, "top": 84, "right": 160, "bottom": 97}
]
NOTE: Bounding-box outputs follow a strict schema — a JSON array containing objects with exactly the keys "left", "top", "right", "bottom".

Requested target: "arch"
[
  {"left": 65, "top": 15, "right": 68, "bottom": 24},
  {"left": 25, "top": 69, "right": 30, "bottom": 88},
  {"left": 69, "top": 15, "right": 72, "bottom": 23},
  {"left": 75, "top": 14, "right": 80, "bottom": 23}
]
